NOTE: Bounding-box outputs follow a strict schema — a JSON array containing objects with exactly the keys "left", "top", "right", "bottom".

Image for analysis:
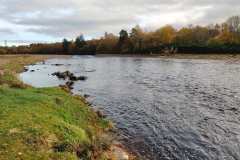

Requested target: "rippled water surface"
[{"left": 20, "top": 56, "right": 240, "bottom": 160}]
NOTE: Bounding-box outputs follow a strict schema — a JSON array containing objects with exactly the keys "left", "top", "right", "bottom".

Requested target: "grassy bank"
[{"left": 0, "top": 55, "right": 115, "bottom": 160}]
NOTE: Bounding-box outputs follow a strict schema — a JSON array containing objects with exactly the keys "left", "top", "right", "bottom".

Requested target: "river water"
[{"left": 20, "top": 56, "right": 240, "bottom": 160}]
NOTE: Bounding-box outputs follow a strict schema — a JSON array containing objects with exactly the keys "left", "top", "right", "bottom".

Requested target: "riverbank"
[
  {"left": 0, "top": 55, "right": 134, "bottom": 160},
  {"left": 96, "top": 53, "right": 240, "bottom": 60}
]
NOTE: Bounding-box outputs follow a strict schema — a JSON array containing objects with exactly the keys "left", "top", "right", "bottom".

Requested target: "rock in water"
[
  {"left": 52, "top": 64, "right": 64, "bottom": 66},
  {"left": 96, "top": 110, "right": 106, "bottom": 118},
  {"left": 69, "top": 74, "right": 78, "bottom": 81},
  {"left": 77, "top": 76, "right": 87, "bottom": 81},
  {"left": 65, "top": 81, "right": 74, "bottom": 89},
  {"left": 23, "top": 67, "right": 28, "bottom": 72},
  {"left": 83, "top": 94, "right": 90, "bottom": 98}
]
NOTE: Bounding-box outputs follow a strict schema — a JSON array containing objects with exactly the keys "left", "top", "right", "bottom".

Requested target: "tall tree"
[
  {"left": 119, "top": 30, "right": 128, "bottom": 44},
  {"left": 226, "top": 16, "right": 240, "bottom": 33},
  {"left": 174, "top": 27, "right": 193, "bottom": 46},
  {"left": 192, "top": 26, "right": 211, "bottom": 45},
  {"left": 96, "top": 32, "right": 118, "bottom": 53},
  {"left": 62, "top": 38, "right": 70, "bottom": 53},
  {"left": 118, "top": 30, "right": 131, "bottom": 53},
  {"left": 130, "top": 25, "right": 144, "bottom": 52},
  {"left": 75, "top": 34, "right": 86, "bottom": 49},
  {"left": 155, "top": 25, "right": 176, "bottom": 45}
]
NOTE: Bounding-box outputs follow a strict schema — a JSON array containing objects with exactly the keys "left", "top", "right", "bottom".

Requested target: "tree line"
[{"left": 2, "top": 16, "right": 240, "bottom": 55}]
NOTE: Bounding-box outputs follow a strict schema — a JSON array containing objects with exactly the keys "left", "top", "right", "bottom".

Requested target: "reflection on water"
[{"left": 20, "top": 56, "right": 240, "bottom": 160}]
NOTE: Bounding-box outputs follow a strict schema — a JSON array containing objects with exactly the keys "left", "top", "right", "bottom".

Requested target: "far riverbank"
[{"left": 96, "top": 53, "right": 240, "bottom": 60}]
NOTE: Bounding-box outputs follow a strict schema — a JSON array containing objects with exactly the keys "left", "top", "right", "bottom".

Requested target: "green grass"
[{"left": 0, "top": 56, "right": 112, "bottom": 160}]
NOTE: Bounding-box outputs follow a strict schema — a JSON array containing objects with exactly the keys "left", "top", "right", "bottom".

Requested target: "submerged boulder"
[
  {"left": 77, "top": 76, "right": 87, "bottom": 81},
  {"left": 52, "top": 64, "right": 64, "bottom": 66}
]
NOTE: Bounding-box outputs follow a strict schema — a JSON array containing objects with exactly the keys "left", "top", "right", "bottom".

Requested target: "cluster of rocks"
[
  {"left": 52, "top": 71, "right": 87, "bottom": 81},
  {"left": 52, "top": 71, "right": 87, "bottom": 89}
]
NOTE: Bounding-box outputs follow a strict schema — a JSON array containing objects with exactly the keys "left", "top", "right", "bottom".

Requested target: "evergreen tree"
[
  {"left": 75, "top": 34, "right": 87, "bottom": 49},
  {"left": 63, "top": 38, "right": 70, "bottom": 52}
]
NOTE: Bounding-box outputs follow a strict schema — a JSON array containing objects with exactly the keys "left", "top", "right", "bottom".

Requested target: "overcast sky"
[{"left": 0, "top": 0, "right": 239, "bottom": 42}]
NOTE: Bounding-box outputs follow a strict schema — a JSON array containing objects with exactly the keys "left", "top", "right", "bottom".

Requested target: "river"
[{"left": 20, "top": 55, "right": 240, "bottom": 160}]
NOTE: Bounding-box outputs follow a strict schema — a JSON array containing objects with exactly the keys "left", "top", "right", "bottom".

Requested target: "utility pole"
[{"left": 4, "top": 40, "right": 7, "bottom": 47}]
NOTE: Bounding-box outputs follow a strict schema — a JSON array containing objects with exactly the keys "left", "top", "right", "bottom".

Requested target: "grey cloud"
[
  {"left": 0, "top": 0, "right": 240, "bottom": 39},
  {"left": 0, "top": 28, "right": 14, "bottom": 35}
]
